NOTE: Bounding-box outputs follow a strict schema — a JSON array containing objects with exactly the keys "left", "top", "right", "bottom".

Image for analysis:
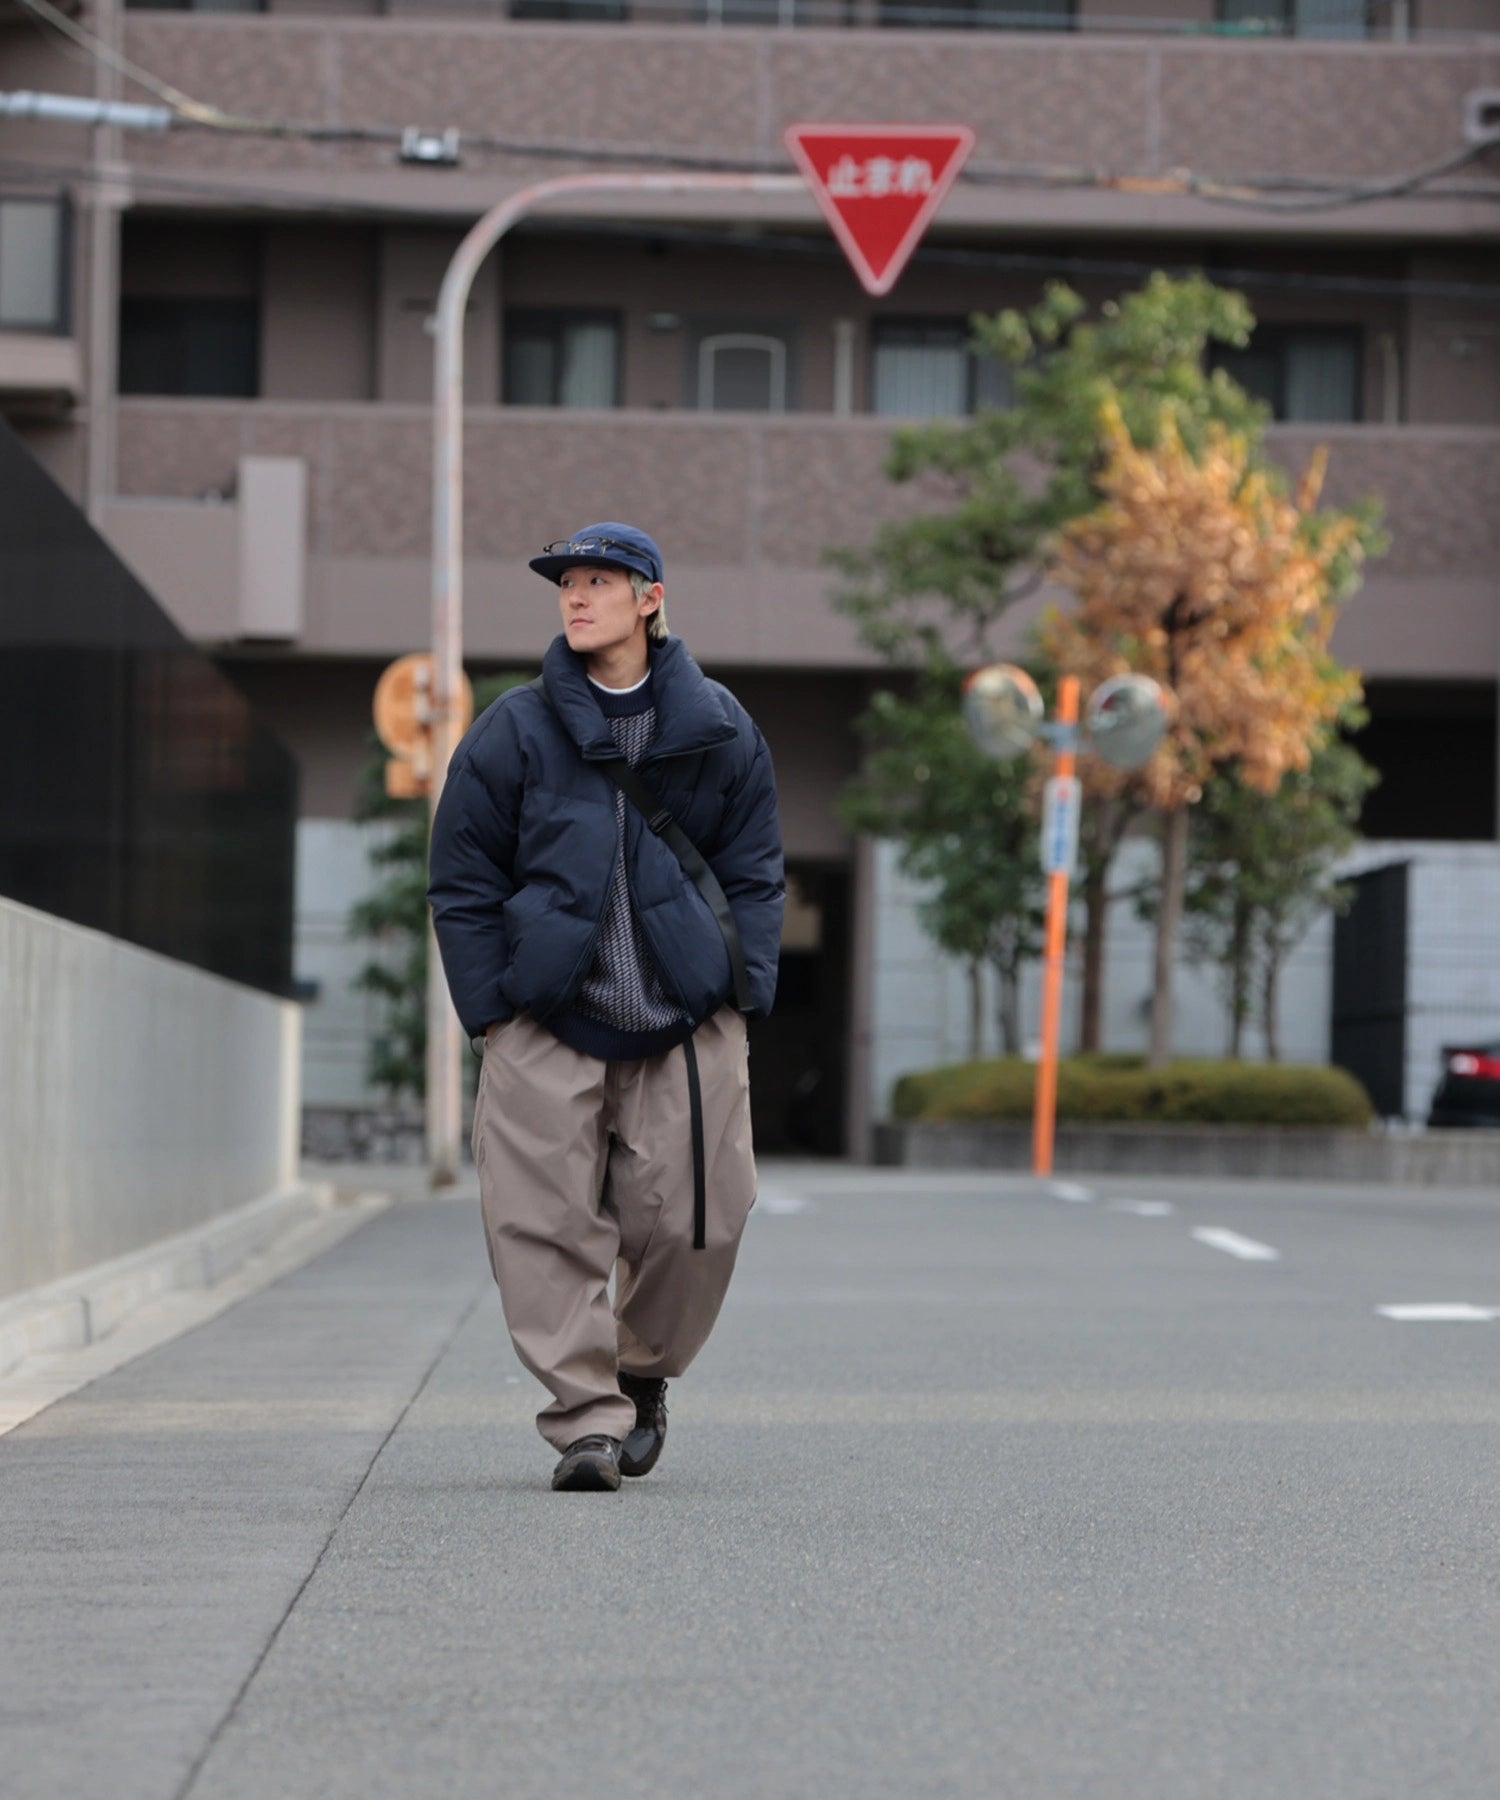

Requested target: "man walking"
[{"left": 428, "top": 523, "right": 784, "bottom": 1491}]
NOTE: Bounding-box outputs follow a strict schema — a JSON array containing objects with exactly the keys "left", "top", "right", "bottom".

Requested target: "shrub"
[{"left": 891, "top": 1055, "right": 1374, "bottom": 1129}]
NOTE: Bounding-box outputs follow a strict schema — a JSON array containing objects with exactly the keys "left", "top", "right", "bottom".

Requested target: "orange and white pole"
[{"left": 1033, "top": 677, "right": 1081, "bottom": 1177}]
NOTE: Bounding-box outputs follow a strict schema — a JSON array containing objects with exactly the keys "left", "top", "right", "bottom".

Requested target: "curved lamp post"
[{"left": 425, "top": 170, "right": 805, "bottom": 1184}]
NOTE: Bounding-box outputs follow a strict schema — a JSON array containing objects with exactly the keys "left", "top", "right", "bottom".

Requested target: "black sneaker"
[
  {"left": 551, "top": 1435, "right": 621, "bottom": 1492},
  {"left": 618, "top": 1374, "right": 668, "bottom": 1478}
]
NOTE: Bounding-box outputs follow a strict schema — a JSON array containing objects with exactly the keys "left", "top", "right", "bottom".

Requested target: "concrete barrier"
[
  {"left": 0, "top": 895, "right": 301, "bottom": 1300},
  {"left": 873, "top": 1120, "right": 1500, "bottom": 1187}
]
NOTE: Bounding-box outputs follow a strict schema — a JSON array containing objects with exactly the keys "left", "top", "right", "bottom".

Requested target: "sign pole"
[
  {"left": 1033, "top": 676, "right": 1080, "bottom": 1178},
  {"left": 961, "top": 663, "right": 1166, "bottom": 1182}
]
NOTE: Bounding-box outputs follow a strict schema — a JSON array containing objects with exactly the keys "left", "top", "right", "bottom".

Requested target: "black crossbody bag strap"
[{"left": 529, "top": 676, "right": 753, "bottom": 1014}]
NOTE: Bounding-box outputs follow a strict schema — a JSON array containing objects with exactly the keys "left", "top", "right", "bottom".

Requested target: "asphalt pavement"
[{"left": 3, "top": 1162, "right": 1498, "bottom": 1799}]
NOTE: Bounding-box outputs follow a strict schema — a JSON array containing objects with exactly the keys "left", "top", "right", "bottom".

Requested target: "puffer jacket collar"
[{"left": 538, "top": 633, "right": 738, "bottom": 764}]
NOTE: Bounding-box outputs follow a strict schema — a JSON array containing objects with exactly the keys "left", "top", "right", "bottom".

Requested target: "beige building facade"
[{"left": 3, "top": 0, "right": 1498, "bottom": 1148}]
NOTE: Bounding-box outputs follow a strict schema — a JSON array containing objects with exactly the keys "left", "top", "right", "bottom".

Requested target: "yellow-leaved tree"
[{"left": 1043, "top": 399, "right": 1374, "bottom": 1068}]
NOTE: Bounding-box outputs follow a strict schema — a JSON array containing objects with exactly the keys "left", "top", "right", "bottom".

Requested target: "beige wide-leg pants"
[{"left": 472, "top": 1007, "right": 757, "bottom": 1450}]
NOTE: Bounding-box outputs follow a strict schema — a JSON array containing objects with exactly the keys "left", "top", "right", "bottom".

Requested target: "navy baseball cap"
[{"left": 529, "top": 522, "right": 663, "bottom": 586}]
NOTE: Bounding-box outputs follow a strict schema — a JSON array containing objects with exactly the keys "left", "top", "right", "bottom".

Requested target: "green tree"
[
  {"left": 348, "top": 756, "right": 428, "bottom": 1101},
  {"left": 838, "top": 681, "right": 1043, "bottom": 1056},
  {"left": 833, "top": 273, "right": 1266, "bottom": 1048},
  {"left": 1183, "top": 733, "right": 1378, "bottom": 1061},
  {"left": 349, "top": 672, "right": 525, "bottom": 1101}
]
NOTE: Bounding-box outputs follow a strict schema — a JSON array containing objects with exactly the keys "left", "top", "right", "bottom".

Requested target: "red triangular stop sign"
[{"left": 785, "top": 122, "right": 975, "bottom": 298}]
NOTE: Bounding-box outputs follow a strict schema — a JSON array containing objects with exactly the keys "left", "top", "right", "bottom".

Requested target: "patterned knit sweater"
[{"left": 545, "top": 671, "right": 693, "bottom": 1063}]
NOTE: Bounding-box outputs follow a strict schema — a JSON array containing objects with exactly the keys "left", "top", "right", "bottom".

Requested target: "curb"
[
  {"left": 0, "top": 1183, "right": 334, "bottom": 1380},
  {"left": 873, "top": 1120, "right": 1500, "bottom": 1186}
]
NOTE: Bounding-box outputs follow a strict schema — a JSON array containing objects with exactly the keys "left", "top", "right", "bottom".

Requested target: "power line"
[
  {"left": 110, "top": 0, "right": 1487, "bottom": 40},
  {"left": 513, "top": 216, "right": 1500, "bottom": 304},
  {"left": 162, "top": 109, "right": 1500, "bottom": 212},
  {"left": 5, "top": 0, "right": 1498, "bottom": 217},
  {"left": 4, "top": 150, "right": 1497, "bottom": 304},
  {"left": 9, "top": 0, "right": 247, "bottom": 128},
  {"left": 0, "top": 151, "right": 429, "bottom": 216},
  {"left": 1177, "top": 142, "right": 1497, "bottom": 215}
]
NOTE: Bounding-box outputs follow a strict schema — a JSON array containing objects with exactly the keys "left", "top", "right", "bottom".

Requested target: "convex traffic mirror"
[
  {"left": 961, "top": 663, "right": 1168, "bottom": 772},
  {"left": 961, "top": 664, "right": 1045, "bottom": 760},
  {"left": 1082, "top": 674, "right": 1170, "bottom": 770}
]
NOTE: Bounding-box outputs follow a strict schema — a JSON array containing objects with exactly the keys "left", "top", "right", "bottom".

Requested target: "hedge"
[{"left": 891, "top": 1054, "right": 1375, "bottom": 1128}]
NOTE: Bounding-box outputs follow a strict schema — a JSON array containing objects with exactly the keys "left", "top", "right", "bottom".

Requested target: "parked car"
[{"left": 1427, "top": 1042, "right": 1500, "bottom": 1128}]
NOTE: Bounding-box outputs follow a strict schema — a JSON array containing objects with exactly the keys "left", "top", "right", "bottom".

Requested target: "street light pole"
[{"left": 425, "top": 169, "right": 804, "bottom": 1185}]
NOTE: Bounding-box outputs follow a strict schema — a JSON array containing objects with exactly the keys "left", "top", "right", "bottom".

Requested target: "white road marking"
[
  {"left": 1377, "top": 1303, "right": 1500, "bottom": 1322},
  {"left": 1108, "top": 1199, "right": 1175, "bottom": 1217},
  {"left": 759, "top": 1193, "right": 811, "bottom": 1215},
  {"left": 1049, "top": 1182, "right": 1094, "bottom": 1204},
  {"left": 1191, "top": 1227, "right": 1280, "bottom": 1262}
]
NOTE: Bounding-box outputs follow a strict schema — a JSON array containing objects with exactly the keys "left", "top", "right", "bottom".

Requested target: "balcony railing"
[
  {"left": 117, "top": 0, "right": 1447, "bottom": 36},
  {"left": 118, "top": 13, "right": 1497, "bottom": 212},
  {"left": 114, "top": 400, "right": 1500, "bottom": 583}
]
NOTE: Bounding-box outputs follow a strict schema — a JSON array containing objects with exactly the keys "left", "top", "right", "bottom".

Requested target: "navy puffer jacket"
[{"left": 428, "top": 634, "right": 784, "bottom": 1042}]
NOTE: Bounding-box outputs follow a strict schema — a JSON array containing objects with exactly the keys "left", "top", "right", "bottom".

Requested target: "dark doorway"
[
  {"left": 748, "top": 861, "right": 852, "bottom": 1156},
  {"left": 1330, "top": 862, "right": 1408, "bottom": 1118}
]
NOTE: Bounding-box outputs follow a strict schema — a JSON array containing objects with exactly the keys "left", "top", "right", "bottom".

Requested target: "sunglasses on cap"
[{"left": 540, "top": 538, "right": 642, "bottom": 561}]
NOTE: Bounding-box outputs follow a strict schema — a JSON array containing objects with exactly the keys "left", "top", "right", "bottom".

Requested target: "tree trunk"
[
  {"left": 1148, "top": 807, "right": 1190, "bottom": 1070},
  {"left": 1261, "top": 943, "right": 1282, "bottom": 1063},
  {"left": 1079, "top": 797, "right": 1125, "bottom": 1054},
  {"left": 968, "top": 957, "right": 984, "bottom": 1061},
  {"left": 996, "top": 957, "right": 1021, "bottom": 1057},
  {"left": 1080, "top": 851, "right": 1108, "bottom": 1054},
  {"left": 1227, "top": 894, "right": 1251, "bottom": 1060}
]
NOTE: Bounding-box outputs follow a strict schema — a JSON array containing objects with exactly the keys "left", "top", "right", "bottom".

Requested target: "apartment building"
[{"left": 2, "top": 0, "right": 1498, "bottom": 1149}]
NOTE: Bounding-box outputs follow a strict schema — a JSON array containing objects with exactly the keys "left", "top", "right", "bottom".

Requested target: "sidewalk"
[
  {"left": 2, "top": 1199, "right": 489, "bottom": 1800},
  {"left": 0, "top": 1169, "right": 397, "bottom": 1434}
]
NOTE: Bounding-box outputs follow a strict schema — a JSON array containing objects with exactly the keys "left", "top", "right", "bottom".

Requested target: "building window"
[
  {"left": 1217, "top": 0, "right": 1374, "bottom": 38},
  {"left": 879, "top": 0, "right": 1072, "bottom": 28},
  {"left": 871, "top": 319, "right": 1013, "bottom": 417},
  {"left": 695, "top": 333, "right": 792, "bottom": 413},
  {"left": 0, "top": 197, "right": 67, "bottom": 332},
  {"left": 125, "top": 0, "right": 264, "bottom": 11},
  {"left": 1212, "top": 327, "right": 1362, "bottom": 423},
  {"left": 503, "top": 311, "right": 620, "bottom": 408},
  {"left": 509, "top": 0, "right": 626, "bottom": 17},
  {"left": 118, "top": 298, "right": 260, "bottom": 397},
  {"left": 694, "top": 0, "right": 849, "bottom": 19}
]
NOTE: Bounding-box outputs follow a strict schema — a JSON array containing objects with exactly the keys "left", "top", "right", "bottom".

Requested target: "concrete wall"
[
  {"left": 0, "top": 894, "right": 301, "bottom": 1300},
  {"left": 876, "top": 1121, "right": 1500, "bottom": 1186},
  {"left": 263, "top": 227, "right": 378, "bottom": 403},
  {"left": 103, "top": 455, "right": 308, "bottom": 645},
  {"left": 1406, "top": 255, "right": 1500, "bottom": 429},
  {"left": 1344, "top": 841, "right": 1500, "bottom": 1119}
]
